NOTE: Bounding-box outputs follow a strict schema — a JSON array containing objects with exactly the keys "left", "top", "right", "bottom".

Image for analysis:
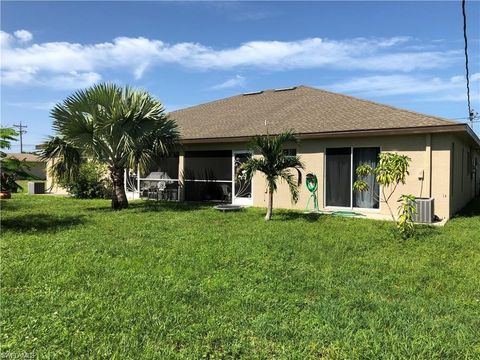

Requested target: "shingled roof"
[
  {"left": 170, "top": 85, "right": 460, "bottom": 142},
  {"left": 6, "top": 153, "right": 44, "bottom": 162}
]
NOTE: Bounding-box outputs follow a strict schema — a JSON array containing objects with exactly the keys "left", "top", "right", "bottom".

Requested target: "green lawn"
[
  {"left": 1, "top": 195, "right": 479, "bottom": 359},
  {"left": 15, "top": 180, "right": 29, "bottom": 194}
]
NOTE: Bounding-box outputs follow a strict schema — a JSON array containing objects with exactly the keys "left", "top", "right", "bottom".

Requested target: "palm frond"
[
  {"left": 0, "top": 128, "right": 19, "bottom": 151},
  {"left": 49, "top": 82, "right": 179, "bottom": 174},
  {"left": 40, "top": 136, "right": 82, "bottom": 184},
  {"left": 238, "top": 157, "right": 268, "bottom": 181},
  {"left": 279, "top": 169, "right": 300, "bottom": 203}
]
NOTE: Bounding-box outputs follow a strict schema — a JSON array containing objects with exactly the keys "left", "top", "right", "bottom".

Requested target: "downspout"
[{"left": 425, "top": 134, "right": 432, "bottom": 198}]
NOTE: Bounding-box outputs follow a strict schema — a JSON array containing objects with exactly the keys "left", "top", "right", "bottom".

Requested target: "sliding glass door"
[
  {"left": 326, "top": 148, "right": 352, "bottom": 207},
  {"left": 325, "top": 147, "right": 380, "bottom": 209},
  {"left": 353, "top": 148, "right": 379, "bottom": 209}
]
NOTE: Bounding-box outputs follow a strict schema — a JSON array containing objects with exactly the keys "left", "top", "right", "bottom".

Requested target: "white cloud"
[
  {"left": 1, "top": 68, "right": 36, "bottom": 85},
  {"left": 322, "top": 72, "right": 480, "bottom": 102},
  {"left": 0, "top": 31, "right": 12, "bottom": 47},
  {"left": 208, "top": 75, "right": 246, "bottom": 90},
  {"left": 1, "top": 68, "right": 101, "bottom": 89},
  {"left": 44, "top": 71, "right": 102, "bottom": 90},
  {"left": 6, "top": 101, "right": 57, "bottom": 111},
  {"left": 14, "top": 30, "right": 33, "bottom": 42},
  {"left": 0, "top": 29, "right": 461, "bottom": 89}
]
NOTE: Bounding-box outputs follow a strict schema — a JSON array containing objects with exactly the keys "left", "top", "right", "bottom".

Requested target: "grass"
[
  {"left": 14, "top": 180, "right": 29, "bottom": 194},
  {"left": 1, "top": 195, "right": 479, "bottom": 359}
]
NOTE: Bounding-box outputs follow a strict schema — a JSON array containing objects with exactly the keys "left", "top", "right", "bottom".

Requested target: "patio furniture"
[{"left": 220, "top": 183, "right": 232, "bottom": 202}]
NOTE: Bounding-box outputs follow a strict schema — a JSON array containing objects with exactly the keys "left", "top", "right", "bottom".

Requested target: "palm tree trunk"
[
  {"left": 265, "top": 186, "right": 274, "bottom": 220},
  {"left": 110, "top": 167, "right": 128, "bottom": 210}
]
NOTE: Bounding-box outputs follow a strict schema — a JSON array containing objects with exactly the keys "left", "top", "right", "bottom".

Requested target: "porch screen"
[
  {"left": 184, "top": 150, "right": 232, "bottom": 201},
  {"left": 137, "top": 153, "right": 180, "bottom": 199},
  {"left": 141, "top": 153, "right": 179, "bottom": 179}
]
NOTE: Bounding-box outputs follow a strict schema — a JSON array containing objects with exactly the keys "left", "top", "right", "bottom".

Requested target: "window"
[
  {"left": 325, "top": 147, "right": 380, "bottom": 209},
  {"left": 283, "top": 148, "right": 297, "bottom": 156}
]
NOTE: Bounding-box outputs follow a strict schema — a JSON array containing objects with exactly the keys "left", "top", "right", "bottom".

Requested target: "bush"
[{"left": 60, "top": 162, "right": 112, "bottom": 199}]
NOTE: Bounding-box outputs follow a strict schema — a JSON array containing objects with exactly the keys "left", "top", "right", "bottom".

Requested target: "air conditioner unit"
[
  {"left": 28, "top": 181, "right": 45, "bottom": 195},
  {"left": 413, "top": 197, "right": 434, "bottom": 224}
]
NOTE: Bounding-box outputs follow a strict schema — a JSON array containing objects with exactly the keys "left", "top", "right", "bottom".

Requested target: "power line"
[
  {"left": 461, "top": 0, "right": 474, "bottom": 127},
  {"left": 13, "top": 121, "right": 28, "bottom": 153}
]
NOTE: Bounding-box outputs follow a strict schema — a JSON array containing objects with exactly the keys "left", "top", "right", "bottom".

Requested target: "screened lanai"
[
  {"left": 125, "top": 153, "right": 180, "bottom": 201},
  {"left": 125, "top": 150, "right": 253, "bottom": 204}
]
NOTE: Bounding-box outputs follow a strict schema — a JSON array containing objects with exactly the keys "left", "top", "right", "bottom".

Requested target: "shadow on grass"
[
  {"left": 140, "top": 200, "right": 210, "bottom": 213},
  {"left": 274, "top": 210, "right": 328, "bottom": 222},
  {"left": 85, "top": 200, "right": 211, "bottom": 213},
  {"left": 385, "top": 224, "right": 441, "bottom": 241},
  {"left": 455, "top": 198, "right": 480, "bottom": 218},
  {"left": 1, "top": 213, "right": 86, "bottom": 233},
  {"left": 0, "top": 200, "right": 20, "bottom": 211}
]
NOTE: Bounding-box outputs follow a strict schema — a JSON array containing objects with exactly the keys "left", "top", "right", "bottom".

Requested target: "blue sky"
[{"left": 1, "top": 1, "right": 479, "bottom": 152}]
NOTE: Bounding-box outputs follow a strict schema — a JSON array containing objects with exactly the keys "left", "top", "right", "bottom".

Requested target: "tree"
[
  {"left": 41, "top": 83, "right": 179, "bottom": 210},
  {"left": 239, "top": 131, "right": 304, "bottom": 220},
  {"left": 0, "top": 127, "right": 31, "bottom": 194},
  {"left": 353, "top": 152, "right": 417, "bottom": 238}
]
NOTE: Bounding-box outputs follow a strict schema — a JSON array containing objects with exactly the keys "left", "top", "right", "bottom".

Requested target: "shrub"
[
  {"left": 354, "top": 152, "right": 418, "bottom": 238},
  {"left": 397, "top": 194, "right": 417, "bottom": 239},
  {"left": 60, "top": 162, "right": 112, "bottom": 199}
]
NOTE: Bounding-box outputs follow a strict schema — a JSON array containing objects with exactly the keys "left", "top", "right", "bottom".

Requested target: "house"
[
  {"left": 125, "top": 85, "right": 479, "bottom": 221},
  {"left": 6, "top": 152, "right": 46, "bottom": 180}
]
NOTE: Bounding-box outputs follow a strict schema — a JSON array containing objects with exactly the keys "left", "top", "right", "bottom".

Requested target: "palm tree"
[
  {"left": 240, "top": 131, "right": 304, "bottom": 220},
  {"left": 41, "top": 83, "right": 178, "bottom": 210}
]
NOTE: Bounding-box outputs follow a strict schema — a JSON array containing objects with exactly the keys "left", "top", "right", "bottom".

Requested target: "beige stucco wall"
[
  {"left": 449, "top": 134, "right": 480, "bottom": 215},
  {"left": 45, "top": 132, "right": 478, "bottom": 218},
  {"left": 251, "top": 134, "right": 454, "bottom": 219},
  {"left": 45, "top": 159, "right": 69, "bottom": 195},
  {"left": 181, "top": 132, "right": 478, "bottom": 220}
]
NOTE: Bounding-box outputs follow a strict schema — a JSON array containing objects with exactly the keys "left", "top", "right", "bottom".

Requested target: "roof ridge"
[
  {"left": 298, "top": 85, "right": 459, "bottom": 125},
  {"left": 169, "top": 85, "right": 301, "bottom": 114}
]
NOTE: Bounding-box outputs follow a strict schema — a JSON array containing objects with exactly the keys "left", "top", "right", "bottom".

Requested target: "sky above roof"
[{"left": 1, "top": 1, "right": 479, "bottom": 151}]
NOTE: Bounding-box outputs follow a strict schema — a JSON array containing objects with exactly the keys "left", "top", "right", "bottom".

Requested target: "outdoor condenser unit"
[
  {"left": 413, "top": 197, "right": 434, "bottom": 224},
  {"left": 28, "top": 181, "right": 45, "bottom": 195}
]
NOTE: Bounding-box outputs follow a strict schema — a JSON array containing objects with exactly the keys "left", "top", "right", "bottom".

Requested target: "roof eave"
[{"left": 179, "top": 124, "right": 478, "bottom": 145}]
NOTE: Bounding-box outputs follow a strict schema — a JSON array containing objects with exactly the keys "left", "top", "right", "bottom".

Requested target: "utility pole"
[{"left": 13, "top": 121, "right": 27, "bottom": 153}]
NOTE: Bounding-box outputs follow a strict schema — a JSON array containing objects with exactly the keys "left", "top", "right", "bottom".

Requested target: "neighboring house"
[
  {"left": 7, "top": 153, "right": 46, "bottom": 180},
  {"left": 49, "top": 85, "right": 480, "bottom": 220}
]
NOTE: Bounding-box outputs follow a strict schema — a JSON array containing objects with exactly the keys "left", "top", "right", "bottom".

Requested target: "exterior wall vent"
[
  {"left": 274, "top": 86, "right": 297, "bottom": 92},
  {"left": 413, "top": 197, "right": 434, "bottom": 223},
  {"left": 242, "top": 91, "right": 264, "bottom": 96}
]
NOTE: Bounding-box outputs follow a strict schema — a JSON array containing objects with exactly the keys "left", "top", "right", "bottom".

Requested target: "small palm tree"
[
  {"left": 240, "top": 131, "right": 304, "bottom": 220},
  {"left": 41, "top": 83, "right": 178, "bottom": 210}
]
